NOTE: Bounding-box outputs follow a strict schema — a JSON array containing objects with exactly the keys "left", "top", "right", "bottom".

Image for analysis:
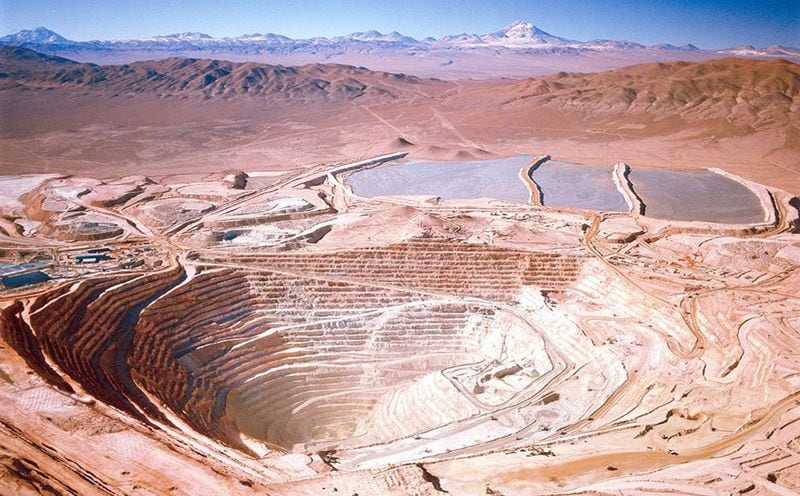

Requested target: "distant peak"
[
  {"left": 481, "top": 20, "right": 571, "bottom": 46},
  {"left": 1, "top": 26, "right": 69, "bottom": 44},
  {"left": 339, "top": 29, "right": 417, "bottom": 43},
  {"left": 505, "top": 20, "right": 534, "bottom": 29},
  {"left": 150, "top": 32, "right": 214, "bottom": 41},
  {"left": 176, "top": 32, "right": 212, "bottom": 39},
  {"left": 500, "top": 20, "right": 547, "bottom": 37}
]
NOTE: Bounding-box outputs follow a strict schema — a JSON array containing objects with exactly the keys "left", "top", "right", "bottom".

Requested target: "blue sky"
[{"left": 1, "top": 0, "right": 798, "bottom": 48}]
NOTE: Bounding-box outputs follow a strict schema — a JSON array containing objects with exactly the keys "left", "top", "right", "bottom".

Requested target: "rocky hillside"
[
  {"left": 505, "top": 58, "right": 800, "bottom": 131},
  {"left": 0, "top": 46, "right": 424, "bottom": 101}
]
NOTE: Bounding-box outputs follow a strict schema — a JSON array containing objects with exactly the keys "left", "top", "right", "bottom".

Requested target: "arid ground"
[
  {"left": 1, "top": 46, "right": 800, "bottom": 495},
  {"left": 2, "top": 49, "right": 798, "bottom": 193}
]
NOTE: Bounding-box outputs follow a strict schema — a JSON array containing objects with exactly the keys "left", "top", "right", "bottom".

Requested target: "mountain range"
[
  {"left": 4, "top": 44, "right": 796, "bottom": 124},
  {"left": 0, "top": 45, "right": 426, "bottom": 103},
  {"left": 2, "top": 22, "right": 798, "bottom": 78},
  {"left": 1, "top": 44, "right": 798, "bottom": 193}
]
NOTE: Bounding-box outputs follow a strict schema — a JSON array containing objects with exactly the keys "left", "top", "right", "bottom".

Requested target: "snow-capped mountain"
[
  {"left": 1, "top": 21, "right": 796, "bottom": 78},
  {"left": 2, "top": 21, "right": 796, "bottom": 55},
  {"left": 234, "top": 33, "right": 293, "bottom": 44},
  {"left": 582, "top": 39, "right": 647, "bottom": 50},
  {"left": 479, "top": 20, "right": 573, "bottom": 47},
  {"left": 0, "top": 27, "right": 68, "bottom": 45},
  {"left": 430, "top": 21, "right": 574, "bottom": 48},
  {"left": 650, "top": 43, "right": 702, "bottom": 51},
  {"left": 439, "top": 33, "right": 484, "bottom": 45},
  {"left": 137, "top": 32, "right": 214, "bottom": 42},
  {"left": 334, "top": 30, "right": 418, "bottom": 44},
  {"left": 718, "top": 44, "right": 800, "bottom": 57}
]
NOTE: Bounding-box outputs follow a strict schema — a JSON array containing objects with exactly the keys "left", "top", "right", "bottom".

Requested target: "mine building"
[
  {"left": 0, "top": 262, "right": 52, "bottom": 289},
  {"left": 75, "top": 253, "right": 112, "bottom": 263}
]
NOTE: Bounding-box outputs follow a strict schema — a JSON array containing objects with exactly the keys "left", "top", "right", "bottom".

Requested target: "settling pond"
[
  {"left": 347, "top": 156, "right": 532, "bottom": 203},
  {"left": 629, "top": 168, "right": 765, "bottom": 224},
  {"left": 531, "top": 160, "right": 628, "bottom": 212},
  {"left": 345, "top": 157, "right": 765, "bottom": 224}
]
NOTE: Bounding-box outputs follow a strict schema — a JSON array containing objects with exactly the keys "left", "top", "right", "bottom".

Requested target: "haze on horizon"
[{"left": 1, "top": 0, "right": 799, "bottom": 49}]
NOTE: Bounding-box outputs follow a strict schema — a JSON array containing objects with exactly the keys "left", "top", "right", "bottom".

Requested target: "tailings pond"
[
  {"left": 531, "top": 160, "right": 628, "bottom": 212},
  {"left": 629, "top": 169, "right": 765, "bottom": 224},
  {"left": 346, "top": 156, "right": 766, "bottom": 224},
  {"left": 347, "top": 156, "right": 532, "bottom": 202}
]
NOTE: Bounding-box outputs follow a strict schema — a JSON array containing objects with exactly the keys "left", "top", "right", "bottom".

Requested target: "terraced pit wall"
[
  {"left": 1, "top": 238, "right": 588, "bottom": 455},
  {"left": 213, "top": 238, "right": 587, "bottom": 300}
]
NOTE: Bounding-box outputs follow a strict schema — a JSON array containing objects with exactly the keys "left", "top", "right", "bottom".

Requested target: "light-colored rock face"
[{"left": 1, "top": 153, "right": 799, "bottom": 496}]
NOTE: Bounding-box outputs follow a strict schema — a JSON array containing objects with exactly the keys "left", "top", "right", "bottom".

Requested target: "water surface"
[
  {"left": 347, "top": 156, "right": 766, "bottom": 224},
  {"left": 531, "top": 160, "right": 628, "bottom": 212},
  {"left": 630, "top": 169, "right": 764, "bottom": 224},
  {"left": 347, "top": 156, "right": 532, "bottom": 202}
]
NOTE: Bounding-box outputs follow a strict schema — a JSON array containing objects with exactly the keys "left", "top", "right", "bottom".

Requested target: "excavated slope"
[{"left": 3, "top": 239, "right": 585, "bottom": 453}]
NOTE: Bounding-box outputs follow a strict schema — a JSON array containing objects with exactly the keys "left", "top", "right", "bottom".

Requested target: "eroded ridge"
[{"left": 0, "top": 153, "right": 799, "bottom": 495}]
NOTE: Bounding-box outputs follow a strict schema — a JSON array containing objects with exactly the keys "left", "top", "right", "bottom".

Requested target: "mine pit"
[
  {"left": 7, "top": 263, "right": 552, "bottom": 454},
  {"left": 1, "top": 149, "right": 797, "bottom": 495}
]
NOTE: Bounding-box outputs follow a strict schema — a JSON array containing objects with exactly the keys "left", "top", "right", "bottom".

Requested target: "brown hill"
[
  {"left": 0, "top": 46, "right": 425, "bottom": 102},
  {"left": 0, "top": 49, "right": 797, "bottom": 192},
  {"left": 504, "top": 58, "right": 800, "bottom": 131}
]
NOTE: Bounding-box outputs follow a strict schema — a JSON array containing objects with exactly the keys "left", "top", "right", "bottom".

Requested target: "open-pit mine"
[
  {"left": 1, "top": 31, "right": 800, "bottom": 495},
  {"left": 1, "top": 148, "right": 800, "bottom": 495}
]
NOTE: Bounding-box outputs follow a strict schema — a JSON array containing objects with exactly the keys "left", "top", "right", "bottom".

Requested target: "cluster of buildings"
[
  {"left": 0, "top": 247, "right": 114, "bottom": 290},
  {"left": 74, "top": 247, "right": 112, "bottom": 264},
  {"left": 0, "top": 261, "right": 51, "bottom": 289}
]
